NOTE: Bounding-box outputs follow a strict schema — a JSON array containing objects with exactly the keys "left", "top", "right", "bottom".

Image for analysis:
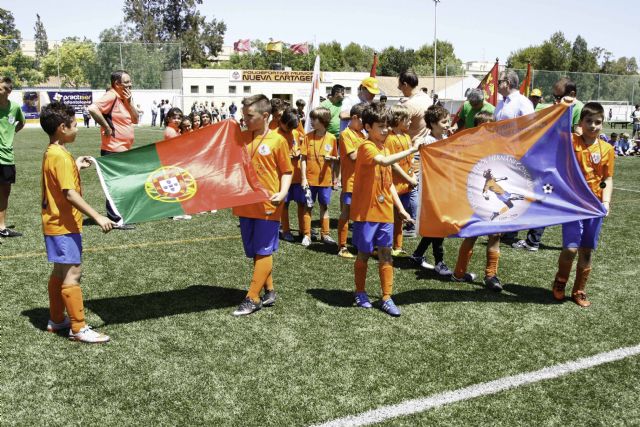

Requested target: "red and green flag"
[
  {"left": 520, "top": 62, "right": 532, "bottom": 97},
  {"left": 94, "top": 120, "right": 269, "bottom": 224}
]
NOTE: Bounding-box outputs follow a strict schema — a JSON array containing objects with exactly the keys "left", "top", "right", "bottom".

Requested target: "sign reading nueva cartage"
[{"left": 229, "top": 70, "right": 313, "bottom": 83}]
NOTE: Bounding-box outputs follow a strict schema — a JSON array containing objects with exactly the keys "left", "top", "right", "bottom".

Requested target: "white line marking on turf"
[
  {"left": 614, "top": 187, "right": 640, "bottom": 193},
  {"left": 313, "top": 344, "right": 640, "bottom": 427}
]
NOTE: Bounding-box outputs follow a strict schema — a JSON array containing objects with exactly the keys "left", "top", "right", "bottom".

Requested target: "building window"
[
  {"left": 190, "top": 85, "right": 199, "bottom": 94},
  {"left": 326, "top": 87, "right": 332, "bottom": 95},
  {"left": 243, "top": 85, "right": 251, "bottom": 94},
  {"left": 229, "top": 85, "right": 236, "bottom": 94},
  {"left": 345, "top": 87, "right": 352, "bottom": 95},
  {"left": 206, "top": 85, "right": 214, "bottom": 94}
]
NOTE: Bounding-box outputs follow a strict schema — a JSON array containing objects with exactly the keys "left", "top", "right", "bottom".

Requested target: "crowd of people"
[{"left": 0, "top": 67, "right": 618, "bottom": 342}]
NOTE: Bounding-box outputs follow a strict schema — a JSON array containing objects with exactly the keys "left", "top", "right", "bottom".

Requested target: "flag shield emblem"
[{"left": 145, "top": 166, "right": 197, "bottom": 202}]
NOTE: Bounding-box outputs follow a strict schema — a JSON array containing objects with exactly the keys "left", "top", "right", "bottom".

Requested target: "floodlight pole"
[{"left": 433, "top": 0, "right": 440, "bottom": 99}]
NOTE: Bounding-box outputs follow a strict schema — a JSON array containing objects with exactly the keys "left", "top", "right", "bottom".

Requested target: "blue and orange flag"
[{"left": 419, "top": 104, "right": 606, "bottom": 238}]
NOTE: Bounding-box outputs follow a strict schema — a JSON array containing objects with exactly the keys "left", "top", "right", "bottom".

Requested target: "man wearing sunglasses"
[{"left": 552, "top": 77, "right": 583, "bottom": 134}]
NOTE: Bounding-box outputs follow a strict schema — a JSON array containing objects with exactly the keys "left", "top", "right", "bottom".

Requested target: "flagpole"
[{"left": 433, "top": 0, "right": 440, "bottom": 97}]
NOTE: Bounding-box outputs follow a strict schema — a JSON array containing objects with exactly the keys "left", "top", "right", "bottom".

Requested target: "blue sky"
[{"left": 9, "top": 0, "right": 640, "bottom": 65}]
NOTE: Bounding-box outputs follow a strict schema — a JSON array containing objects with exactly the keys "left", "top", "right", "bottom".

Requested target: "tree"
[
  {"left": 569, "top": 36, "right": 598, "bottom": 73},
  {"left": 538, "top": 32, "right": 572, "bottom": 71},
  {"left": 0, "top": 51, "right": 44, "bottom": 88},
  {"left": 413, "top": 41, "right": 464, "bottom": 76},
  {"left": 34, "top": 14, "right": 49, "bottom": 62},
  {"left": 343, "top": 43, "right": 375, "bottom": 72},
  {"left": 122, "top": 0, "right": 226, "bottom": 68},
  {"left": 41, "top": 38, "right": 97, "bottom": 88},
  {"left": 0, "top": 8, "right": 21, "bottom": 57},
  {"left": 379, "top": 46, "right": 415, "bottom": 76},
  {"left": 508, "top": 46, "right": 543, "bottom": 69},
  {"left": 317, "top": 41, "right": 345, "bottom": 71}
]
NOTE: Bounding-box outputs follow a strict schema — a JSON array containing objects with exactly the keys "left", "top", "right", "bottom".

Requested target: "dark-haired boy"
[
  {"left": 232, "top": 95, "right": 293, "bottom": 316},
  {"left": 40, "top": 101, "right": 115, "bottom": 342},
  {"left": 552, "top": 102, "right": 614, "bottom": 307},
  {"left": 0, "top": 76, "right": 26, "bottom": 238},
  {"left": 350, "top": 102, "right": 421, "bottom": 317}
]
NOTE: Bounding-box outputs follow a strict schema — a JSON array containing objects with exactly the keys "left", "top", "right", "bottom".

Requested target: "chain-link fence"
[
  {"left": 513, "top": 68, "right": 640, "bottom": 105},
  {"left": 1, "top": 40, "right": 181, "bottom": 90}
]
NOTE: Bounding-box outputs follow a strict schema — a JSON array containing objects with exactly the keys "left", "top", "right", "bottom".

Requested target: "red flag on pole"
[
  {"left": 370, "top": 53, "right": 378, "bottom": 77},
  {"left": 452, "top": 58, "right": 500, "bottom": 128},
  {"left": 290, "top": 43, "right": 309, "bottom": 55},
  {"left": 233, "top": 39, "right": 251, "bottom": 52},
  {"left": 519, "top": 62, "right": 532, "bottom": 97}
]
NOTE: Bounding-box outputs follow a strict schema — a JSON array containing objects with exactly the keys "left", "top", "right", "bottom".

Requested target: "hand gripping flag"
[
  {"left": 94, "top": 120, "right": 269, "bottom": 224},
  {"left": 419, "top": 104, "right": 607, "bottom": 238}
]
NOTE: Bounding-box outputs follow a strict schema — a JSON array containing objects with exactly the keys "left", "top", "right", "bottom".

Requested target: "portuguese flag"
[{"left": 94, "top": 120, "right": 269, "bottom": 224}]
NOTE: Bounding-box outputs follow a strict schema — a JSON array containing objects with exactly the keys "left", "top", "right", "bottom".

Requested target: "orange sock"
[
  {"left": 354, "top": 258, "right": 368, "bottom": 293},
  {"left": 454, "top": 238, "right": 475, "bottom": 278},
  {"left": 321, "top": 216, "right": 330, "bottom": 236},
  {"left": 573, "top": 266, "right": 592, "bottom": 294},
  {"left": 264, "top": 271, "right": 274, "bottom": 292},
  {"left": 281, "top": 205, "right": 290, "bottom": 233},
  {"left": 303, "top": 210, "right": 312, "bottom": 237},
  {"left": 379, "top": 262, "right": 394, "bottom": 300},
  {"left": 61, "top": 284, "right": 86, "bottom": 333},
  {"left": 485, "top": 249, "right": 500, "bottom": 277},
  {"left": 297, "top": 204, "right": 305, "bottom": 234},
  {"left": 555, "top": 257, "right": 573, "bottom": 285},
  {"left": 247, "top": 255, "right": 273, "bottom": 302},
  {"left": 393, "top": 213, "right": 403, "bottom": 250},
  {"left": 338, "top": 216, "right": 348, "bottom": 247},
  {"left": 48, "top": 275, "right": 65, "bottom": 323}
]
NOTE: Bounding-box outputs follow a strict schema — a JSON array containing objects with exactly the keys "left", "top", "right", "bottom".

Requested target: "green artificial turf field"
[{"left": 1, "top": 126, "right": 639, "bottom": 426}]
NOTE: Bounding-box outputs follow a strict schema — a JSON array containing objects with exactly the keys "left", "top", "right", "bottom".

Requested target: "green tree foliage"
[
  {"left": 379, "top": 47, "right": 415, "bottom": 76},
  {"left": 0, "top": 8, "right": 21, "bottom": 57},
  {"left": 343, "top": 43, "right": 375, "bottom": 72},
  {"left": 40, "top": 38, "right": 97, "bottom": 88},
  {"left": 317, "top": 41, "right": 346, "bottom": 71},
  {"left": 569, "top": 35, "right": 598, "bottom": 73},
  {"left": 34, "top": 14, "right": 49, "bottom": 63},
  {"left": 0, "top": 51, "right": 44, "bottom": 88},
  {"left": 122, "top": 0, "right": 226, "bottom": 68}
]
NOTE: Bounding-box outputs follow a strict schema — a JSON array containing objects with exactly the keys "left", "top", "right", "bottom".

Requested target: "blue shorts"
[
  {"left": 239, "top": 217, "right": 280, "bottom": 258},
  {"left": 352, "top": 221, "right": 393, "bottom": 254},
  {"left": 285, "top": 183, "right": 305, "bottom": 204},
  {"left": 44, "top": 234, "right": 82, "bottom": 264},
  {"left": 398, "top": 192, "right": 411, "bottom": 211},
  {"left": 562, "top": 217, "right": 604, "bottom": 249},
  {"left": 309, "top": 186, "right": 332, "bottom": 206},
  {"left": 341, "top": 191, "right": 352, "bottom": 206}
]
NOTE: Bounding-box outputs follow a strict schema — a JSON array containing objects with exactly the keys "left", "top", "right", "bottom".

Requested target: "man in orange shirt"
[
  {"left": 300, "top": 107, "right": 338, "bottom": 246},
  {"left": 350, "top": 102, "right": 421, "bottom": 317},
  {"left": 337, "top": 103, "right": 366, "bottom": 258},
  {"left": 40, "top": 101, "right": 115, "bottom": 343},
  {"left": 88, "top": 70, "right": 139, "bottom": 229},
  {"left": 232, "top": 95, "right": 293, "bottom": 316}
]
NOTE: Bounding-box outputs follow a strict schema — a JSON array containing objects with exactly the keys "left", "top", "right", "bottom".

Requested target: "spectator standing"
[
  {"left": 151, "top": 100, "right": 158, "bottom": 126},
  {"left": 631, "top": 104, "right": 640, "bottom": 140},
  {"left": 320, "top": 85, "right": 345, "bottom": 141},
  {"left": 339, "top": 77, "right": 379, "bottom": 132},
  {"left": 229, "top": 102, "right": 238, "bottom": 119}
]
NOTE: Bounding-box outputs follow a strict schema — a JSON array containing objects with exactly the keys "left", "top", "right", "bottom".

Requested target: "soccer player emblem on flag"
[
  {"left": 419, "top": 104, "right": 607, "bottom": 238},
  {"left": 93, "top": 120, "right": 269, "bottom": 224}
]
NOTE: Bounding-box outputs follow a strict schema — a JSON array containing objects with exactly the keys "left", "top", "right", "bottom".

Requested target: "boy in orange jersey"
[
  {"left": 300, "top": 107, "right": 338, "bottom": 246},
  {"left": 40, "top": 102, "right": 115, "bottom": 343},
  {"left": 232, "top": 95, "right": 293, "bottom": 316},
  {"left": 351, "top": 102, "right": 422, "bottom": 317},
  {"left": 386, "top": 104, "right": 418, "bottom": 257},
  {"left": 337, "top": 103, "right": 367, "bottom": 258},
  {"left": 277, "top": 107, "right": 306, "bottom": 242},
  {"left": 552, "top": 102, "right": 614, "bottom": 307},
  {"left": 451, "top": 111, "right": 504, "bottom": 290}
]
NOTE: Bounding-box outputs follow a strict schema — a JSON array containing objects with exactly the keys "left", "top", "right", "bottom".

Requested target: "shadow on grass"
[
  {"left": 308, "top": 282, "right": 557, "bottom": 307},
  {"left": 21, "top": 285, "right": 245, "bottom": 329},
  {"left": 305, "top": 242, "right": 341, "bottom": 255}
]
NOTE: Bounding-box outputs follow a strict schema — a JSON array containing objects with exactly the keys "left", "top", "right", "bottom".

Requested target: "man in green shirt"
[
  {"left": 0, "top": 76, "right": 26, "bottom": 238},
  {"left": 320, "top": 85, "right": 344, "bottom": 140},
  {"left": 552, "top": 77, "right": 583, "bottom": 132},
  {"left": 457, "top": 88, "right": 495, "bottom": 131}
]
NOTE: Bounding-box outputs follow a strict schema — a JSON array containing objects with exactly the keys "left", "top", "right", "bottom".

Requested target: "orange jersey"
[
  {"left": 339, "top": 127, "right": 366, "bottom": 192},
  {"left": 385, "top": 131, "right": 414, "bottom": 195},
  {"left": 268, "top": 119, "right": 279, "bottom": 130},
  {"left": 572, "top": 134, "right": 615, "bottom": 199},
  {"left": 301, "top": 131, "right": 337, "bottom": 187},
  {"left": 278, "top": 127, "right": 303, "bottom": 184},
  {"left": 94, "top": 90, "right": 137, "bottom": 152},
  {"left": 232, "top": 129, "right": 293, "bottom": 220},
  {"left": 41, "top": 144, "right": 83, "bottom": 235},
  {"left": 350, "top": 140, "right": 394, "bottom": 223}
]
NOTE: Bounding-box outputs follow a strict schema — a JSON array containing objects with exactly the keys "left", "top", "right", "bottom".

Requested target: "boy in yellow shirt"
[
  {"left": 40, "top": 101, "right": 114, "bottom": 343},
  {"left": 350, "top": 102, "right": 421, "bottom": 316},
  {"left": 300, "top": 107, "right": 338, "bottom": 246},
  {"left": 386, "top": 104, "right": 418, "bottom": 256}
]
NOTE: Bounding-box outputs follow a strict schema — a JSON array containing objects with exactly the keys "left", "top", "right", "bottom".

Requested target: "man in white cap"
[{"left": 339, "top": 77, "right": 380, "bottom": 132}]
